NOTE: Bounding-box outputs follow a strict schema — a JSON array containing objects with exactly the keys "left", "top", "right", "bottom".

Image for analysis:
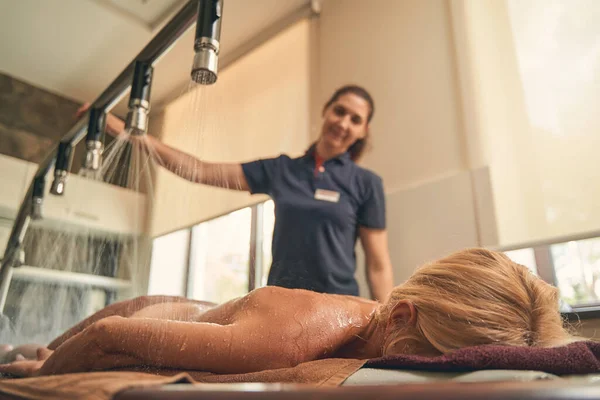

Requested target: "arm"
[
  {"left": 104, "top": 113, "right": 249, "bottom": 191},
  {"left": 359, "top": 227, "right": 394, "bottom": 302},
  {"left": 47, "top": 295, "right": 201, "bottom": 350},
  {"left": 74, "top": 103, "right": 249, "bottom": 191},
  {"left": 142, "top": 135, "right": 249, "bottom": 191},
  {"left": 38, "top": 315, "right": 312, "bottom": 375}
]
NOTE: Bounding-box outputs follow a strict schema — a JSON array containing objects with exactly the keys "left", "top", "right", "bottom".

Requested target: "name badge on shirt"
[{"left": 315, "top": 189, "right": 340, "bottom": 203}]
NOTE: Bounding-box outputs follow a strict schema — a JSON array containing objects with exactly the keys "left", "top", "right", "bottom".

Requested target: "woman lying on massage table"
[{"left": 0, "top": 248, "right": 577, "bottom": 377}]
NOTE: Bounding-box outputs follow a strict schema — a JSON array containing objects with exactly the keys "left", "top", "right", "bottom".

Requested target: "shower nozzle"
[
  {"left": 83, "top": 108, "right": 106, "bottom": 171},
  {"left": 125, "top": 61, "right": 153, "bottom": 135},
  {"left": 32, "top": 175, "right": 47, "bottom": 220},
  {"left": 191, "top": 0, "right": 223, "bottom": 85},
  {"left": 50, "top": 141, "right": 74, "bottom": 196}
]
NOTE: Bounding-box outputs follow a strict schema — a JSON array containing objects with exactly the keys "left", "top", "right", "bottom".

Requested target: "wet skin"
[{"left": 0, "top": 287, "right": 385, "bottom": 377}]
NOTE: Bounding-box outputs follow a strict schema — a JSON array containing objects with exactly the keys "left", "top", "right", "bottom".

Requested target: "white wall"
[{"left": 150, "top": 20, "right": 312, "bottom": 237}]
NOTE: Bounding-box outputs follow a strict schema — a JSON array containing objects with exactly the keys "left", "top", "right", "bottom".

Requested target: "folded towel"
[
  {"left": 0, "top": 358, "right": 366, "bottom": 400},
  {"left": 0, "top": 372, "right": 191, "bottom": 400},
  {"left": 1, "top": 341, "right": 598, "bottom": 400},
  {"left": 365, "top": 341, "right": 600, "bottom": 375}
]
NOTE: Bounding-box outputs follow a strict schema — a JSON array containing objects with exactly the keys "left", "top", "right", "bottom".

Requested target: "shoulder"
[
  {"left": 246, "top": 286, "right": 320, "bottom": 302},
  {"left": 264, "top": 153, "right": 298, "bottom": 167},
  {"left": 350, "top": 162, "right": 382, "bottom": 181},
  {"left": 257, "top": 153, "right": 292, "bottom": 163},
  {"left": 273, "top": 153, "right": 309, "bottom": 169},
  {"left": 243, "top": 286, "right": 326, "bottom": 310},
  {"left": 241, "top": 154, "right": 292, "bottom": 171},
  {"left": 351, "top": 164, "right": 384, "bottom": 191},
  {"left": 245, "top": 287, "right": 375, "bottom": 320}
]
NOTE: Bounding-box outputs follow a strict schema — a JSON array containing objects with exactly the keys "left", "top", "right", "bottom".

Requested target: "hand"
[
  {"left": 38, "top": 324, "right": 104, "bottom": 375},
  {"left": 38, "top": 316, "right": 139, "bottom": 375},
  {"left": 0, "top": 347, "right": 53, "bottom": 378}
]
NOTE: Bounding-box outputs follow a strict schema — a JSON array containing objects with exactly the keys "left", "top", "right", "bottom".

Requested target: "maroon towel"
[{"left": 365, "top": 341, "right": 600, "bottom": 375}]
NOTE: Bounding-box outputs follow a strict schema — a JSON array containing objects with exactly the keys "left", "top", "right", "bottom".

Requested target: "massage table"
[{"left": 116, "top": 370, "right": 600, "bottom": 400}]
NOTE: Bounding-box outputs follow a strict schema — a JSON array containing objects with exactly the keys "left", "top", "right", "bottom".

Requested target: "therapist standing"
[{"left": 80, "top": 85, "right": 394, "bottom": 301}]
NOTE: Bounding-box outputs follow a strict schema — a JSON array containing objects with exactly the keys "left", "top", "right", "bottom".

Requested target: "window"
[
  {"left": 503, "top": 248, "right": 538, "bottom": 275},
  {"left": 148, "top": 229, "right": 190, "bottom": 296},
  {"left": 501, "top": 235, "right": 600, "bottom": 310},
  {"left": 551, "top": 238, "right": 600, "bottom": 307},
  {"left": 188, "top": 207, "right": 252, "bottom": 304},
  {"left": 149, "top": 200, "right": 275, "bottom": 304}
]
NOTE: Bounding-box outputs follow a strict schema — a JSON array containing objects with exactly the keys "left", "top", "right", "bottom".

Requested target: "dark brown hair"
[{"left": 319, "top": 85, "right": 375, "bottom": 162}]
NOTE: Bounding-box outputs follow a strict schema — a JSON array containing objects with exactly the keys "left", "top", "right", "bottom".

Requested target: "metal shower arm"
[{"left": 0, "top": 0, "right": 201, "bottom": 276}]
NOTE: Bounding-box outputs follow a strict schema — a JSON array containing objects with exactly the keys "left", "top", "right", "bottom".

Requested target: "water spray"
[
  {"left": 191, "top": 0, "right": 223, "bottom": 85},
  {"left": 125, "top": 61, "right": 153, "bottom": 136},
  {"left": 0, "top": 0, "right": 219, "bottom": 317}
]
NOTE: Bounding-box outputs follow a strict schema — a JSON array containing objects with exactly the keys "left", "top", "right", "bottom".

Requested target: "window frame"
[
  {"left": 496, "top": 230, "right": 600, "bottom": 319},
  {"left": 154, "top": 206, "right": 600, "bottom": 320}
]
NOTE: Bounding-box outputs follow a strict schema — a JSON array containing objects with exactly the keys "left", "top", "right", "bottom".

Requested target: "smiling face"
[{"left": 319, "top": 93, "right": 371, "bottom": 156}]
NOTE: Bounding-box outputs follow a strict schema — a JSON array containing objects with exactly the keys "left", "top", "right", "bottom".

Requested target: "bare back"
[
  {"left": 132, "top": 287, "right": 379, "bottom": 362},
  {"left": 192, "top": 287, "right": 379, "bottom": 362}
]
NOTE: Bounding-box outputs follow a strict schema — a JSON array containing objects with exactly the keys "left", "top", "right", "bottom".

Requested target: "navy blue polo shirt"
[{"left": 241, "top": 148, "right": 386, "bottom": 296}]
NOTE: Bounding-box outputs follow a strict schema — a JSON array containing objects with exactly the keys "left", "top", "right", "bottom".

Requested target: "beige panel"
[
  {"left": 386, "top": 171, "right": 479, "bottom": 285},
  {"left": 471, "top": 166, "right": 498, "bottom": 247},
  {"left": 317, "top": 0, "right": 467, "bottom": 190}
]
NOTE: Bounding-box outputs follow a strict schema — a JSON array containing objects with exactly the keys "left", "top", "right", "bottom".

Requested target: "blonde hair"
[{"left": 378, "top": 248, "right": 577, "bottom": 356}]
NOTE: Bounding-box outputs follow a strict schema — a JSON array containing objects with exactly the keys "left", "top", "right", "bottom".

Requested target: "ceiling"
[{"left": 0, "top": 0, "right": 311, "bottom": 115}]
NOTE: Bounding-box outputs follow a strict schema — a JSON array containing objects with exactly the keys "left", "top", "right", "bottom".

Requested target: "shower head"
[
  {"left": 50, "top": 141, "right": 74, "bottom": 196},
  {"left": 191, "top": 39, "right": 219, "bottom": 85},
  {"left": 191, "top": 0, "right": 223, "bottom": 85},
  {"left": 125, "top": 61, "right": 153, "bottom": 135},
  {"left": 83, "top": 108, "right": 106, "bottom": 171},
  {"left": 31, "top": 175, "right": 47, "bottom": 220}
]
